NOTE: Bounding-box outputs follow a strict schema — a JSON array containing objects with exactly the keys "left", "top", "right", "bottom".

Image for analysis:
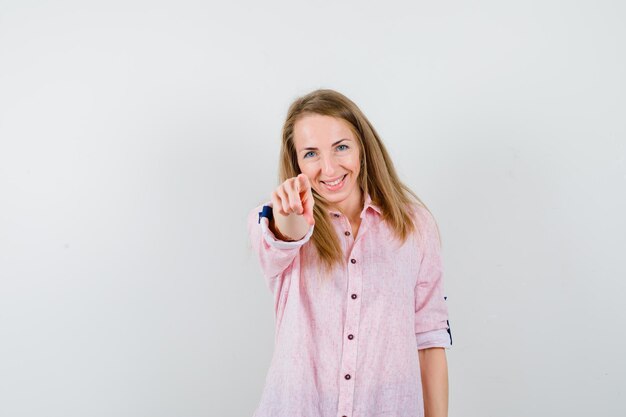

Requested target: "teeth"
[{"left": 324, "top": 175, "right": 344, "bottom": 186}]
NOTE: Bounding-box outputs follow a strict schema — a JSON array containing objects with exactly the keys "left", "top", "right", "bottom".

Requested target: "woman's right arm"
[
  {"left": 270, "top": 173, "right": 315, "bottom": 240},
  {"left": 246, "top": 174, "right": 316, "bottom": 282},
  {"left": 269, "top": 208, "right": 310, "bottom": 242}
]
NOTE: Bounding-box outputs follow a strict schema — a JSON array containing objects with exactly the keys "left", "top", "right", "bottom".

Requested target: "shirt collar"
[{"left": 326, "top": 191, "right": 382, "bottom": 218}]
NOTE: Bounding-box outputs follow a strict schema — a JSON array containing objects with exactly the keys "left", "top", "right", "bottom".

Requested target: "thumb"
[
  {"left": 299, "top": 174, "right": 315, "bottom": 226},
  {"left": 301, "top": 192, "right": 315, "bottom": 226}
]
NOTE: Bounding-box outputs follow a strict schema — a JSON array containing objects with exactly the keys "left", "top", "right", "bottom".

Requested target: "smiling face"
[{"left": 293, "top": 113, "right": 362, "bottom": 213}]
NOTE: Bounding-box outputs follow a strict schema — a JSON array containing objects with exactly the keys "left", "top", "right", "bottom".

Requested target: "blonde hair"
[{"left": 278, "top": 88, "right": 440, "bottom": 278}]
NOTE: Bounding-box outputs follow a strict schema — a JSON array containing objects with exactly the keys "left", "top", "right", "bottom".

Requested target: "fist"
[{"left": 271, "top": 173, "right": 315, "bottom": 226}]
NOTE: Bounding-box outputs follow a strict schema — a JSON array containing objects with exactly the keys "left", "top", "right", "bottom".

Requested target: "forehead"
[{"left": 293, "top": 114, "right": 356, "bottom": 145}]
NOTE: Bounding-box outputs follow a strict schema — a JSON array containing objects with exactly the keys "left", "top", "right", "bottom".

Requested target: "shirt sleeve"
[
  {"left": 413, "top": 204, "right": 452, "bottom": 350},
  {"left": 247, "top": 201, "right": 315, "bottom": 283}
]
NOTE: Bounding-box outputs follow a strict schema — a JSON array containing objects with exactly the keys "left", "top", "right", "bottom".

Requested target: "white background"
[{"left": 1, "top": 1, "right": 625, "bottom": 416}]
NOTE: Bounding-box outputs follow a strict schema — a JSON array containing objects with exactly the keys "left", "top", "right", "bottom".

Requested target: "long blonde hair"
[{"left": 278, "top": 88, "right": 440, "bottom": 277}]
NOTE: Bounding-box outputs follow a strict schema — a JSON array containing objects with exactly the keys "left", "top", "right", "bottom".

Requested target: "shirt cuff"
[
  {"left": 416, "top": 328, "right": 452, "bottom": 350},
  {"left": 259, "top": 216, "right": 315, "bottom": 249}
]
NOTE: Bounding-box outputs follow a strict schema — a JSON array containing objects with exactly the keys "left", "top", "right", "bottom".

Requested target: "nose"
[{"left": 321, "top": 154, "right": 340, "bottom": 177}]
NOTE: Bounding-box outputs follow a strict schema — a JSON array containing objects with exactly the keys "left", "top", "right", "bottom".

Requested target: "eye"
[
  {"left": 303, "top": 151, "right": 315, "bottom": 159},
  {"left": 337, "top": 144, "right": 348, "bottom": 151}
]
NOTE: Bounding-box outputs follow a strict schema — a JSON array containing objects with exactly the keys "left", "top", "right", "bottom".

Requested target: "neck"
[{"left": 332, "top": 187, "right": 363, "bottom": 221}]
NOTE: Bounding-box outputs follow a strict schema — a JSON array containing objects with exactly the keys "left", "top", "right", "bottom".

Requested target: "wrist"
[{"left": 269, "top": 218, "right": 295, "bottom": 242}]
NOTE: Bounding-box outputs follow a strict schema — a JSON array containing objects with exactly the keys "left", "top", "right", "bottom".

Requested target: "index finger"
[{"left": 297, "top": 173, "right": 310, "bottom": 192}]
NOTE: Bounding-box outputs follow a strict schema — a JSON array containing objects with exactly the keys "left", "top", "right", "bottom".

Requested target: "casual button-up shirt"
[{"left": 247, "top": 192, "right": 452, "bottom": 417}]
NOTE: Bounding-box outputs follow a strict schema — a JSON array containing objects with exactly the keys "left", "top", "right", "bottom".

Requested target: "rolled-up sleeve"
[
  {"left": 413, "top": 205, "right": 452, "bottom": 350},
  {"left": 247, "top": 201, "right": 314, "bottom": 283}
]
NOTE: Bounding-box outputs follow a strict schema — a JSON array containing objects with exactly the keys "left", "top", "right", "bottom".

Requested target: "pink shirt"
[{"left": 247, "top": 192, "right": 452, "bottom": 417}]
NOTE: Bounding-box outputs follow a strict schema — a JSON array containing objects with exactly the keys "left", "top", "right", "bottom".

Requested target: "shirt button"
[
  {"left": 348, "top": 334, "right": 354, "bottom": 340},
  {"left": 345, "top": 374, "right": 351, "bottom": 380},
  {"left": 350, "top": 258, "right": 356, "bottom": 264},
  {"left": 351, "top": 294, "right": 357, "bottom": 299},
  {"left": 344, "top": 231, "right": 350, "bottom": 236}
]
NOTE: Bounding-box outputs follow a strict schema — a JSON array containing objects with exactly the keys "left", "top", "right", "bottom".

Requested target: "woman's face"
[{"left": 293, "top": 114, "right": 361, "bottom": 207}]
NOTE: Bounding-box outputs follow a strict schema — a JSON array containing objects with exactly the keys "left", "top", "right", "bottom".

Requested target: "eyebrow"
[{"left": 301, "top": 139, "right": 350, "bottom": 152}]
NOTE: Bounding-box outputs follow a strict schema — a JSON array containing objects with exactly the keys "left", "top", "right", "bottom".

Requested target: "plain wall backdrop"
[{"left": 1, "top": 1, "right": 625, "bottom": 416}]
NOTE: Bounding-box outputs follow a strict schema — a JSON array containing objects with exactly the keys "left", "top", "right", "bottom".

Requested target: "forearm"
[{"left": 418, "top": 347, "right": 448, "bottom": 417}]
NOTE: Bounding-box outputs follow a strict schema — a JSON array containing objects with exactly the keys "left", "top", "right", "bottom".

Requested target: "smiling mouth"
[{"left": 321, "top": 174, "right": 347, "bottom": 184}]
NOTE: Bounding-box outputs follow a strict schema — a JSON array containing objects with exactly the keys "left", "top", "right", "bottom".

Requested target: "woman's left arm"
[{"left": 418, "top": 347, "right": 448, "bottom": 417}]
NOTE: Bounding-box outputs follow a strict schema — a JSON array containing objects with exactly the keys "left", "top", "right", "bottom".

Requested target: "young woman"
[{"left": 247, "top": 89, "right": 452, "bottom": 417}]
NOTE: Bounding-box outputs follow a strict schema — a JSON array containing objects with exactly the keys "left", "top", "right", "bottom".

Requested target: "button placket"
[
  {"left": 337, "top": 236, "right": 365, "bottom": 417},
  {"left": 334, "top": 213, "right": 353, "bottom": 253},
  {"left": 339, "top": 214, "right": 358, "bottom": 255}
]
